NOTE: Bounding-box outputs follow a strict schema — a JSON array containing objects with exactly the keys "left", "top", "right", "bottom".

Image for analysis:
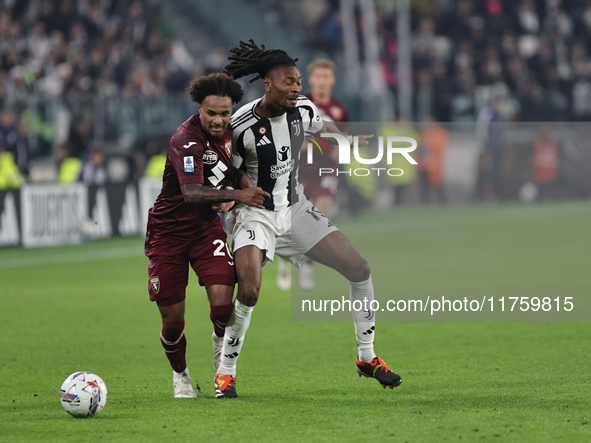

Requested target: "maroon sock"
[
  {"left": 210, "top": 303, "right": 233, "bottom": 337},
  {"left": 160, "top": 321, "right": 186, "bottom": 373}
]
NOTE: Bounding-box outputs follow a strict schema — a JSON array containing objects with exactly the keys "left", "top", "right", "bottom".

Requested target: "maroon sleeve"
[{"left": 169, "top": 128, "right": 206, "bottom": 185}]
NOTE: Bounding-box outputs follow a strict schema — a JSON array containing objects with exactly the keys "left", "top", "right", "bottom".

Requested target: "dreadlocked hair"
[
  {"left": 223, "top": 39, "right": 299, "bottom": 83},
  {"left": 186, "top": 72, "right": 244, "bottom": 104}
]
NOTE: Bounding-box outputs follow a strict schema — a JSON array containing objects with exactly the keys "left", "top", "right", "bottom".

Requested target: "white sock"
[
  {"left": 216, "top": 300, "right": 254, "bottom": 376},
  {"left": 350, "top": 276, "right": 376, "bottom": 362},
  {"left": 174, "top": 367, "right": 190, "bottom": 377},
  {"left": 212, "top": 332, "right": 223, "bottom": 347}
]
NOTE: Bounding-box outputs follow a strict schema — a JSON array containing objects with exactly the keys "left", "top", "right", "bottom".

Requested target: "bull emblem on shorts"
[{"left": 150, "top": 276, "right": 160, "bottom": 294}]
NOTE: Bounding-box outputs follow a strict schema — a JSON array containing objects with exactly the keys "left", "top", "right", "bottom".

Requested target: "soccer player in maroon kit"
[
  {"left": 278, "top": 59, "right": 349, "bottom": 291},
  {"left": 144, "top": 73, "right": 269, "bottom": 398}
]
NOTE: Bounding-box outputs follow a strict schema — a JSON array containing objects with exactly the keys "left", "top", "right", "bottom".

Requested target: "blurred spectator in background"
[
  {"left": 300, "top": 59, "right": 347, "bottom": 222},
  {"left": 380, "top": 117, "right": 418, "bottom": 205},
  {"left": 19, "top": 105, "right": 54, "bottom": 158},
  {"left": 143, "top": 137, "right": 167, "bottom": 180},
  {"left": 79, "top": 144, "right": 107, "bottom": 184},
  {"left": 0, "top": 109, "right": 18, "bottom": 153},
  {"left": 13, "top": 120, "right": 30, "bottom": 178},
  {"left": 0, "top": 108, "right": 29, "bottom": 180},
  {"left": 475, "top": 96, "right": 505, "bottom": 200},
  {"left": 67, "top": 112, "right": 94, "bottom": 159},
  {"left": 572, "top": 64, "right": 591, "bottom": 121},
  {"left": 346, "top": 143, "right": 378, "bottom": 213},
  {"left": 0, "top": 150, "right": 23, "bottom": 189},
  {"left": 57, "top": 141, "right": 82, "bottom": 184},
  {"left": 278, "top": 0, "right": 591, "bottom": 122},
  {"left": 417, "top": 116, "right": 449, "bottom": 204},
  {"left": 531, "top": 124, "right": 559, "bottom": 201},
  {"left": 414, "top": 69, "right": 434, "bottom": 122},
  {"left": 0, "top": 0, "right": 196, "bottom": 104}
]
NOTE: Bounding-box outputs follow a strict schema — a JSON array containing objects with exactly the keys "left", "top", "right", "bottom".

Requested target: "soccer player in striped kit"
[{"left": 213, "top": 41, "right": 402, "bottom": 398}]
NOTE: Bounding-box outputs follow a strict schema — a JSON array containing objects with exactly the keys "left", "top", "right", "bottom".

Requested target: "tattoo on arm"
[{"left": 181, "top": 184, "right": 236, "bottom": 205}]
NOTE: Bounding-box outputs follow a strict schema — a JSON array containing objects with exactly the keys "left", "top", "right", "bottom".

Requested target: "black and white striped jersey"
[{"left": 230, "top": 96, "right": 324, "bottom": 211}]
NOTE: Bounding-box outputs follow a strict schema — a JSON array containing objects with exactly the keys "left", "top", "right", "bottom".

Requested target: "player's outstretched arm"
[
  {"left": 181, "top": 183, "right": 269, "bottom": 209},
  {"left": 321, "top": 120, "right": 373, "bottom": 147}
]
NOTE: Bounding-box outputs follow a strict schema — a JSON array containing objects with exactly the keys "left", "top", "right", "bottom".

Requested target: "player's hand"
[
  {"left": 355, "top": 134, "right": 374, "bottom": 147},
  {"left": 236, "top": 187, "right": 270, "bottom": 209},
  {"left": 212, "top": 201, "right": 235, "bottom": 213}
]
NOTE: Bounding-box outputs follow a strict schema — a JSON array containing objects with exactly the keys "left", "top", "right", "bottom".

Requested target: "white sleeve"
[
  {"left": 298, "top": 97, "right": 324, "bottom": 134},
  {"left": 231, "top": 129, "right": 243, "bottom": 168}
]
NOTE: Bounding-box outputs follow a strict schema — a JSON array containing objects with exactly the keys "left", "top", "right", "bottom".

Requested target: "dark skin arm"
[
  {"left": 320, "top": 121, "right": 373, "bottom": 146},
  {"left": 224, "top": 165, "right": 253, "bottom": 190},
  {"left": 181, "top": 171, "right": 269, "bottom": 209},
  {"left": 211, "top": 167, "right": 257, "bottom": 213}
]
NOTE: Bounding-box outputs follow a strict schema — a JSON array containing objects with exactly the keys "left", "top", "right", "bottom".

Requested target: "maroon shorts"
[
  {"left": 300, "top": 155, "right": 338, "bottom": 200},
  {"left": 145, "top": 224, "right": 236, "bottom": 306},
  {"left": 300, "top": 175, "right": 338, "bottom": 201}
]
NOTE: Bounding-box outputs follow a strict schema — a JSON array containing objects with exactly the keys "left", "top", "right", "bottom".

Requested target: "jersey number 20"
[{"left": 213, "top": 239, "right": 234, "bottom": 266}]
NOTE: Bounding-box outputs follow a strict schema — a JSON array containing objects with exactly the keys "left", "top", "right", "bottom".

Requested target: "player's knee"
[
  {"left": 210, "top": 302, "right": 233, "bottom": 324},
  {"left": 346, "top": 258, "right": 371, "bottom": 282},
  {"left": 238, "top": 283, "right": 260, "bottom": 306}
]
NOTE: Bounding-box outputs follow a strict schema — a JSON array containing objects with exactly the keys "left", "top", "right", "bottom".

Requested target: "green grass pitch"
[{"left": 1, "top": 201, "right": 589, "bottom": 442}]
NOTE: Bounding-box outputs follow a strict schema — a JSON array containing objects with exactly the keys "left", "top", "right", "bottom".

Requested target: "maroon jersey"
[
  {"left": 307, "top": 94, "right": 348, "bottom": 124},
  {"left": 299, "top": 94, "right": 348, "bottom": 193},
  {"left": 146, "top": 114, "right": 233, "bottom": 239}
]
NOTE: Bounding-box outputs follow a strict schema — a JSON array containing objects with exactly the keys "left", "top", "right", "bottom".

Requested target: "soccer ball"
[
  {"left": 518, "top": 182, "right": 538, "bottom": 203},
  {"left": 60, "top": 371, "right": 108, "bottom": 418}
]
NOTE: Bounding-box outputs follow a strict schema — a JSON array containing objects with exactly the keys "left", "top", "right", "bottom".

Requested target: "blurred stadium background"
[
  {"left": 1, "top": 0, "right": 591, "bottom": 247},
  {"left": 2, "top": 3, "right": 590, "bottom": 440}
]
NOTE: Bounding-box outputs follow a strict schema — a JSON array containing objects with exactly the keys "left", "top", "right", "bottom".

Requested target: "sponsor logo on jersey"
[
  {"left": 207, "top": 161, "right": 228, "bottom": 187},
  {"left": 224, "top": 140, "right": 232, "bottom": 157},
  {"left": 183, "top": 141, "right": 197, "bottom": 149},
  {"left": 291, "top": 119, "right": 301, "bottom": 136},
  {"left": 278, "top": 145, "right": 290, "bottom": 161},
  {"left": 256, "top": 135, "right": 271, "bottom": 146},
  {"left": 270, "top": 159, "right": 295, "bottom": 179},
  {"left": 203, "top": 150, "right": 218, "bottom": 165},
  {"left": 150, "top": 276, "right": 160, "bottom": 294},
  {"left": 184, "top": 156, "right": 194, "bottom": 172}
]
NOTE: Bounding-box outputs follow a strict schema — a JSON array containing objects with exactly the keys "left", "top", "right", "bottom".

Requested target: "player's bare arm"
[
  {"left": 181, "top": 183, "right": 269, "bottom": 209},
  {"left": 321, "top": 120, "right": 373, "bottom": 147},
  {"left": 224, "top": 166, "right": 256, "bottom": 189}
]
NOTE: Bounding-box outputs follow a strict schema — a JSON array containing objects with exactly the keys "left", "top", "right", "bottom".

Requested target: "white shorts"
[{"left": 227, "top": 196, "right": 339, "bottom": 268}]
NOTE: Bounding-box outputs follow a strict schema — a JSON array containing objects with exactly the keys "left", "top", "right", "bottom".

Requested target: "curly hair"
[
  {"left": 186, "top": 73, "right": 244, "bottom": 104},
  {"left": 223, "top": 39, "right": 298, "bottom": 83}
]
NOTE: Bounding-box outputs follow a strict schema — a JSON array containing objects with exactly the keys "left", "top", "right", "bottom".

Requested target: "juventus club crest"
[{"left": 290, "top": 118, "right": 301, "bottom": 137}]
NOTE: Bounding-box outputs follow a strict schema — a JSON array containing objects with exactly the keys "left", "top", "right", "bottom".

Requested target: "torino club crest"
[{"left": 150, "top": 276, "right": 160, "bottom": 294}]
